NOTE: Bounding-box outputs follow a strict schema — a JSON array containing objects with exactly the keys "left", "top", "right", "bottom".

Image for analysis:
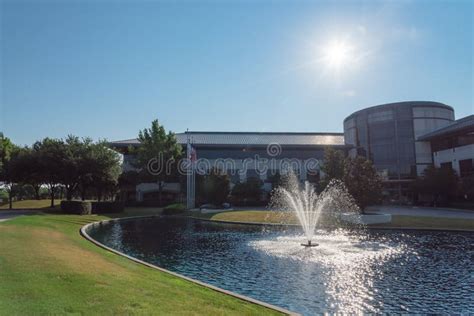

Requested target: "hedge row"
[
  {"left": 60, "top": 201, "right": 124, "bottom": 215},
  {"left": 60, "top": 201, "right": 92, "bottom": 215}
]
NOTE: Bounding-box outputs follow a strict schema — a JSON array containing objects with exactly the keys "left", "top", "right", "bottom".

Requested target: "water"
[
  {"left": 89, "top": 217, "right": 474, "bottom": 315},
  {"left": 272, "top": 174, "right": 359, "bottom": 246}
]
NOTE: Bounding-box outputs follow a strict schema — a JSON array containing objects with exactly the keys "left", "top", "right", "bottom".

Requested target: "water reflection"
[{"left": 90, "top": 217, "right": 474, "bottom": 315}]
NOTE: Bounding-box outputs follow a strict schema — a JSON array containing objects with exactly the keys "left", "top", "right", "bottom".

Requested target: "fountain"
[{"left": 272, "top": 172, "right": 358, "bottom": 247}]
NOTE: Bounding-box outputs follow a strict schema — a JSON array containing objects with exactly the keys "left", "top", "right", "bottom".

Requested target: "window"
[
  {"left": 440, "top": 162, "right": 453, "bottom": 170},
  {"left": 368, "top": 110, "right": 393, "bottom": 123},
  {"left": 368, "top": 122, "right": 395, "bottom": 143},
  {"left": 412, "top": 107, "right": 454, "bottom": 120},
  {"left": 459, "top": 159, "right": 473, "bottom": 177}
]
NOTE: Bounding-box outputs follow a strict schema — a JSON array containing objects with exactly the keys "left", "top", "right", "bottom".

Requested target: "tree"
[
  {"left": 61, "top": 135, "right": 86, "bottom": 200},
  {"left": 343, "top": 156, "right": 383, "bottom": 211},
  {"left": 33, "top": 138, "right": 67, "bottom": 207},
  {"left": 231, "top": 177, "right": 264, "bottom": 204},
  {"left": 413, "top": 166, "right": 459, "bottom": 206},
  {"left": 320, "top": 147, "right": 345, "bottom": 190},
  {"left": 131, "top": 120, "right": 182, "bottom": 205},
  {"left": 75, "top": 138, "right": 96, "bottom": 201},
  {"left": 10, "top": 147, "right": 43, "bottom": 200},
  {"left": 197, "top": 168, "right": 230, "bottom": 206},
  {"left": 91, "top": 141, "right": 121, "bottom": 201},
  {"left": 0, "top": 134, "right": 21, "bottom": 209}
]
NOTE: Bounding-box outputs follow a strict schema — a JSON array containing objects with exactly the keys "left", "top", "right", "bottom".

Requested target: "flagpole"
[{"left": 186, "top": 135, "right": 191, "bottom": 209}]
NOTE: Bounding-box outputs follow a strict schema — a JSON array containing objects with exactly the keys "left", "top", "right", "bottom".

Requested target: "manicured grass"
[
  {"left": 0, "top": 199, "right": 60, "bottom": 210},
  {"left": 209, "top": 210, "right": 298, "bottom": 224},
  {"left": 188, "top": 210, "right": 474, "bottom": 231},
  {"left": 0, "top": 214, "right": 282, "bottom": 315},
  {"left": 375, "top": 215, "right": 474, "bottom": 231}
]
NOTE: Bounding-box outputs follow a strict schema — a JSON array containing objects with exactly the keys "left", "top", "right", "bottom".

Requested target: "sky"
[{"left": 1, "top": 0, "right": 473, "bottom": 146}]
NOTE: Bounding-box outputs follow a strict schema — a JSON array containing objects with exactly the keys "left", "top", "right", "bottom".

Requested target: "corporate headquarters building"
[{"left": 111, "top": 101, "right": 473, "bottom": 205}]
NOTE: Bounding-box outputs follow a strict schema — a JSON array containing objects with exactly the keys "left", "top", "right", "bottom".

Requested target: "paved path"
[
  {"left": 0, "top": 210, "right": 40, "bottom": 222},
  {"left": 368, "top": 206, "right": 474, "bottom": 220}
]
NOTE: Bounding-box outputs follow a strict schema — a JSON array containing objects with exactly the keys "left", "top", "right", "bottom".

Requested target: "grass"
[
  {"left": 186, "top": 210, "right": 474, "bottom": 231},
  {"left": 0, "top": 199, "right": 60, "bottom": 210},
  {"left": 374, "top": 215, "right": 474, "bottom": 231},
  {"left": 0, "top": 213, "right": 282, "bottom": 315}
]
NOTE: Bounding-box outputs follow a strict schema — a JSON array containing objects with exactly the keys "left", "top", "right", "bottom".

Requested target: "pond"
[{"left": 88, "top": 216, "right": 474, "bottom": 315}]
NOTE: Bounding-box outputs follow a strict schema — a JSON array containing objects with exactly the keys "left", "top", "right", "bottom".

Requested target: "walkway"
[
  {"left": 0, "top": 210, "right": 40, "bottom": 222},
  {"left": 368, "top": 205, "right": 474, "bottom": 220}
]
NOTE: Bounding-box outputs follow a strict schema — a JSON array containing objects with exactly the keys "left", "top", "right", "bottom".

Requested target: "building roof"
[
  {"left": 344, "top": 101, "right": 454, "bottom": 123},
  {"left": 417, "top": 115, "right": 474, "bottom": 141},
  {"left": 110, "top": 131, "right": 345, "bottom": 147}
]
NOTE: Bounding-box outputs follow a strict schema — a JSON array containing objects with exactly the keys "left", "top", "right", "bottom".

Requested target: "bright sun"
[{"left": 321, "top": 40, "right": 354, "bottom": 70}]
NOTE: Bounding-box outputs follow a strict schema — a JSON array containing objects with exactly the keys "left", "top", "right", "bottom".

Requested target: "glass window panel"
[
  {"left": 368, "top": 110, "right": 394, "bottom": 123},
  {"left": 369, "top": 122, "right": 395, "bottom": 143}
]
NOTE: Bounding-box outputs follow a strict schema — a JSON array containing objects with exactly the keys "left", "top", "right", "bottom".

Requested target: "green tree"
[
  {"left": 320, "top": 147, "right": 345, "bottom": 190},
  {"left": 343, "top": 156, "right": 383, "bottom": 211},
  {"left": 0, "top": 134, "right": 21, "bottom": 209},
  {"left": 231, "top": 177, "right": 264, "bottom": 204},
  {"left": 197, "top": 168, "right": 230, "bottom": 206},
  {"left": 91, "top": 141, "right": 121, "bottom": 201},
  {"left": 413, "top": 166, "right": 459, "bottom": 206},
  {"left": 61, "top": 135, "right": 86, "bottom": 200},
  {"left": 33, "top": 138, "right": 67, "bottom": 207},
  {"left": 131, "top": 120, "right": 182, "bottom": 205},
  {"left": 10, "top": 147, "right": 43, "bottom": 200}
]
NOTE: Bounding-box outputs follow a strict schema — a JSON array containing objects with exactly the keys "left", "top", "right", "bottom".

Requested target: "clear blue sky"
[{"left": 1, "top": 0, "right": 472, "bottom": 145}]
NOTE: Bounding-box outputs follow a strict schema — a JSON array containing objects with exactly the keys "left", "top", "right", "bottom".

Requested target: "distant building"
[
  {"left": 110, "top": 101, "right": 473, "bottom": 206},
  {"left": 343, "top": 101, "right": 455, "bottom": 203},
  {"left": 418, "top": 115, "right": 474, "bottom": 177},
  {"left": 111, "top": 132, "right": 347, "bottom": 203}
]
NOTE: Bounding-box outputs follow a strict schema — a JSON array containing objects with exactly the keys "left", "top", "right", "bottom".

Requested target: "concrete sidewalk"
[
  {"left": 368, "top": 205, "right": 474, "bottom": 220},
  {"left": 0, "top": 210, "right": 40, "bottom": 222}
]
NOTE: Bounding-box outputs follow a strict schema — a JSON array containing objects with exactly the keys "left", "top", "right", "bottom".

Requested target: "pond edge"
[{"left": 80, "top": 215, "right": 299, "bottom": 316}]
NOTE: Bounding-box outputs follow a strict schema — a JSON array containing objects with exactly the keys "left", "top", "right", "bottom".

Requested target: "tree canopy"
[{"left": 131, "top": 119, "right": 182, "bottom": 204}]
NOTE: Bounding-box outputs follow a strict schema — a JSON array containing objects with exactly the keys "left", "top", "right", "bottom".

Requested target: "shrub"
[
  {"left": 91, "top": 201, "right": 124, "bottom": 214},
  {"left": 60, "top": 201, "right": 92, "bottom": 215},
  {"left": 162, "top": 203, "right": 186, "bottom": 215},
  {"left": 196, "top": 168, "right": 230, "bottom": 206},
  {"left": 231, "top": 177, "right": 264, "bottom": 206}
]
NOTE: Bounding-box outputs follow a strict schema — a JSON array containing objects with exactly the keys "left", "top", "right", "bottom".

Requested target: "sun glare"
[{"left": 321, "top": 40, "right": 354, "bottom": 70}]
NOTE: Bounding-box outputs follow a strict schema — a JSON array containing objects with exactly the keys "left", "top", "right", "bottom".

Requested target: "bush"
[
  {"left": 231, "top": 177, "right": 264, "bottom": 206},
  {"left": 196, "top": 168, "right": 230, "bottom": 206},
  {"left": 60, "top": 201, "right": 92, "bottom": 215},
  {"left": 91, "top": 201, "right": 124, "bottom": 214},
  {"left": 162, "top": 203, "right": 186, "bottom": 215}
]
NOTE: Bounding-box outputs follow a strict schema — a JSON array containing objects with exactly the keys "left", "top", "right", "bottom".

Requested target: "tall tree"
[
  {"left": 33, "top": 138, "right": 66, "bottom": 207},
  {"left": 61, "top": 135, "right": 86, "bottom": 200},
  {"left": 343, "top": 156, "right": 383, "bottom": 211},
  {"left": 1, "top": 149, "right": 22, "bottom": 208},
  {"left": 197, "top": 168, "right": 230, "bottom": 206},
  {"left": 91, "top": 141, "right": 121, "bottom": 201},
  {"left": 320, "top": 147, "right": 345, "bottom": 190},
  {"left": 132, "top": 120, "right": 182, "bottom": 205},
  {"left": 0, "top": 133, "right": 13, "bottom": 174},
  {"left": 11, "top": 147, "right": 44, "bottom": 200},
  {"left": 0, "top": 134, "right": 20, "bottom": 209}
]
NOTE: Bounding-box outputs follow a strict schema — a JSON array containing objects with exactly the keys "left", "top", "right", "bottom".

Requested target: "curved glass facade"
[{"left": 344, "top": 102, "right": 454, "bottom": 202}]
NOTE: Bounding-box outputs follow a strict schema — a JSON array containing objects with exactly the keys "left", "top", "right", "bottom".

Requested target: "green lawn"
[
  {"left": 190, "top": 210, "right": 474, "bottom": 231},
  {"left": 0, "top": 213, "right": 282, "bottom": 315},
  {"left": 0, "top": 199, "right": 60, "bottom": 210},
  {"left": 374, "top": 215, "right": 474, "bottom": 231}
]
